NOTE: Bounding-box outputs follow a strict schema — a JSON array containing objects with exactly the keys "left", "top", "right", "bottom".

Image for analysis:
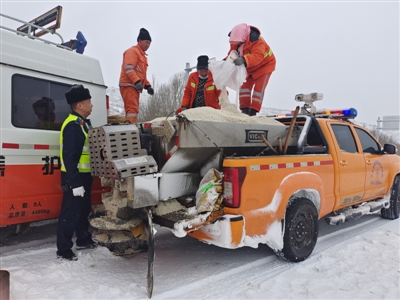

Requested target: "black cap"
[
  {"left": 196, "top": 55, "right": 209, "bottom": 70},
  {"left": 65, "top": 85, "right": 91, "bottom": 105},
  {"left": 137, "top": 28, "right": 151, "bottom": 42}
]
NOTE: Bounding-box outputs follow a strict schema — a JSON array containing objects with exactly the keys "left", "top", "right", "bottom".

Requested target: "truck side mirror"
[{"left": 383, "top": 144, "right": 397, "bottom": 154}]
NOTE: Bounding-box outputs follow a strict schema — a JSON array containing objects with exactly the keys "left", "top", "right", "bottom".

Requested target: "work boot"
[
  {"left": 57, "top": 249, "right": 78, "bottom": 261},
  {"left": 76, "top": 239, "right": 98, "bottom": 250},
  {"left": 241, "top": 108, "right": 250, "bottom": 115},
  {"left": 249, "top": 109, "right": 258, "bottom": 116}
]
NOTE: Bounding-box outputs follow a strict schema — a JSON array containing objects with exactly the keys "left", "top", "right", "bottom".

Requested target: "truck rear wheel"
[
  {"left": 381, "top": 175, "right": 400, "bottom": 220},
  {"left": 277, "top": 198, "right": 319, "bottom": 262}
]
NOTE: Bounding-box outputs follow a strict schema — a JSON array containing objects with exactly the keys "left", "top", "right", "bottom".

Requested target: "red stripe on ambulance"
[
  {"left": 34, "top": 144, "right": 50, "bottom": 150},
  {"left": 2, "top": 143, "right": 19, "bottom": 149},
  {"left": 2, "top": 143, "right": 57, "bottom": 150}
]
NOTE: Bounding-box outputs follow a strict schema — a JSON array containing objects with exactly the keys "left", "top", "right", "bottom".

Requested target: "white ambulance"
[{"left": 0, "top": 7, "right": 109, "bottom": 236}]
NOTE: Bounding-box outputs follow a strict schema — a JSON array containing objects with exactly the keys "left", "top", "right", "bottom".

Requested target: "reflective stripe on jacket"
[
  {"left": 181, "top": 71, "right": 221, "bottom": 109},
  {"left": 119, "top": 44, "right": 151, "bottom": 87},
  {"left": 60, "top": 114, "right": 91, "bottom": 173},
  {"left": 227, "top": 26, "right": 276, "bottom": 79}
]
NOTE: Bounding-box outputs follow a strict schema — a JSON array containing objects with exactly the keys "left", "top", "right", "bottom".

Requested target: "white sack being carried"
[
  {"left": 209, "top": 50, "right": 247, "bottom": 108},
  {"left": 209, "top": 50, "right": 247, "bottom": 90}
]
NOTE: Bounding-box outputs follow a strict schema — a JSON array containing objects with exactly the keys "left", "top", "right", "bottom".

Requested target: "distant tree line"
[{"left": 138, "top": 72, "right": 186, "bottom": 122}]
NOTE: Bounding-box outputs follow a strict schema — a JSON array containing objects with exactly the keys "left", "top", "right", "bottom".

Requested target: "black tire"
[
  {"left": 381, "top": 175, "right": 400, "bottom": 220},
  {"left": 276, "top": 198, "right": 319, "bottom": 262}
]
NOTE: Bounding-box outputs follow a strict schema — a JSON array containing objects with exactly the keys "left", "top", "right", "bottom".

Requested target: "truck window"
[
  {"left": 331, "top": 124, "right": 358, "bottom": 153},
  {"left": 354, "top": 127, "right": 381, "bottom": 154},
  {"left": 12, "top": 74, "right": 72, "bottom": 131}
]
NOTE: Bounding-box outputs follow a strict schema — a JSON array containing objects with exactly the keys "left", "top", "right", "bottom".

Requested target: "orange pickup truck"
[
  {"left": 186, "top": 110, "right": 399, "bottom": 262},
  {"left": 147, "top": 103, "right": 399, "bottom": 263},
  {"left": 88, "top": 96, "right": 399, "bottom": 264}
]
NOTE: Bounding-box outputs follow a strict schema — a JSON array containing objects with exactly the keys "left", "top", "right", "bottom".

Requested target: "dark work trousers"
[{"left": 56, "top": 172, "right": 93, "bottom": 255}]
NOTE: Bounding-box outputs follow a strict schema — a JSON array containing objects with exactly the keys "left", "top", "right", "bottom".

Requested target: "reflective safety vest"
[{"left": 59, "top": 114, "right": 91, "bottom": 173}]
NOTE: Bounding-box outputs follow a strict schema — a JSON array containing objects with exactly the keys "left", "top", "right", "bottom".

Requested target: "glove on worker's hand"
[
  {"left": 134, "top": 81, "right": 143, "bottom": 92},
  {"left": 233, "top": 57, "right": 245, "bottom": 66},
  {"left": 175, "top": 107, "right": 187, "bottom": 114},
  {"left": 73, "top": 186, "right": 85, "bottom": 197},
  {"left": 146, "top": 86, "right": 154, "bottom": 95}
]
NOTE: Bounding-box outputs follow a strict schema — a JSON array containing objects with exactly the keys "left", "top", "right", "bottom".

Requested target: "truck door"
[
  {"left": 330, "top": 124, "right": 366, "bottom": 205},
  {"left": 354, "top": 127, "right": 389, "bottom": 199}
]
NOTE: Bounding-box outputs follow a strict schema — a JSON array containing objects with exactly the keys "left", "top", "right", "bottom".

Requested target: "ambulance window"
[
  {"left": 12, "top": 74, "right": 72, "bottom": 131},
  {"left": 354, "top": 128, "right": 381, "bottom": 154},
  {"left": 331, "top": 124, "right": 359, "bottom": 153}
]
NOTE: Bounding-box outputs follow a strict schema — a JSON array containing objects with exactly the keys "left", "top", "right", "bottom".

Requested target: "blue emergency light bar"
[
  {"left": 272, "top": 107, "right": 358, "bottom": 119},
  {"left": 320, "top": 108, "right": 357, "bottom": 119},
  {"left": 270, "top": 108, "right": 358, "bottom": 119}
]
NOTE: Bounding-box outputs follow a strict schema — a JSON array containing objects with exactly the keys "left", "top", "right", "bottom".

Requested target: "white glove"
[{"left": 72, "top": 186, "right": 85, "bottom": 197}]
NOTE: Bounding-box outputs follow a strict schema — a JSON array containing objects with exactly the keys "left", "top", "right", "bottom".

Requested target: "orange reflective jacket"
[
  {"left": 181, "top": 72, "right": 221, "bottom": 109},
  {"left": 227, "top": 26, "right": 276, "bottom": 80},
  {"left": 119, "top": 44, "right": 151, "bottom": 87}
]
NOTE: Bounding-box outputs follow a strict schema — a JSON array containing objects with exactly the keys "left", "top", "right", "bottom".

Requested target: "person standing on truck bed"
[
  {"left": 176, "top": 55, "right": 222, "bottom": 113},
  {"left": 56, "top": 85, "right": 97, "bottom": 261},
  {"left": 119, "top": 28, "right": 154, "bottom": 124},
  {"left": 227, "top": 23, "right": 276, "bottom": 116}
]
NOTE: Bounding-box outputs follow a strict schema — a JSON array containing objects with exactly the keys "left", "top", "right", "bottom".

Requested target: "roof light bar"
[
  {"left": 274, "top": 108, "right": 358, "bottom": 119},
  {"left": 317, "top": 108, "right": 357, "bottom": 119}
]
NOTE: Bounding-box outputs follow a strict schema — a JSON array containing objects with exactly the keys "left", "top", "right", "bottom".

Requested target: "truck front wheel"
[
  {"left": 381, "top": 175, "right": 400, "bottom": 220},
  {"left": 277, "top": 198, "right": 319, "bottom": 262}
]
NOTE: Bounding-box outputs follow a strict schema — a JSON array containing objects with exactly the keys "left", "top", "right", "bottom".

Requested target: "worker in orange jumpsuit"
[
  {"left": 227, "top": 23, "right": 276, "bottom": 116},
  {"left": 177, "top": 55, "right": 221, "bottom": 113},
  {"left": 119, "top": 28, "right": 154, "bottom": 124}
]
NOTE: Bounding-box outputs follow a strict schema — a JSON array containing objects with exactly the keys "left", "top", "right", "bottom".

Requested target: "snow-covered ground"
[{"left": 0, "top": 213, "right": 398, "bottom": 299}]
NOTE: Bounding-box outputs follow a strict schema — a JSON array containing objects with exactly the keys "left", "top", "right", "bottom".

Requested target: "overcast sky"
[{"left": 1, "top": 0, "right": 399, "bottom": 124}]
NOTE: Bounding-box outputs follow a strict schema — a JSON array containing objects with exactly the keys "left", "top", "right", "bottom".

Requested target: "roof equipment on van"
[
  {"left": 62, "top": 31, "right": 87, "bottom": 54},
  {"left": 17, "top": 6, "right": 62, "bottom": 38},
  {"left": 1, "top": 6, "right": 87, "bottom": 53}
]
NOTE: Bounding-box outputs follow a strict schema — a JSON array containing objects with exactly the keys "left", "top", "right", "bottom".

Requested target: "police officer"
[{"left": 56, "top": 84, "right": 96, "bottom": 261}]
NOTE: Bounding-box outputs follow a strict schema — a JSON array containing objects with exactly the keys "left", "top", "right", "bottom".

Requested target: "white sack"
[{"left": 209, "top": 50, "right": 247, "bottom": 92}]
